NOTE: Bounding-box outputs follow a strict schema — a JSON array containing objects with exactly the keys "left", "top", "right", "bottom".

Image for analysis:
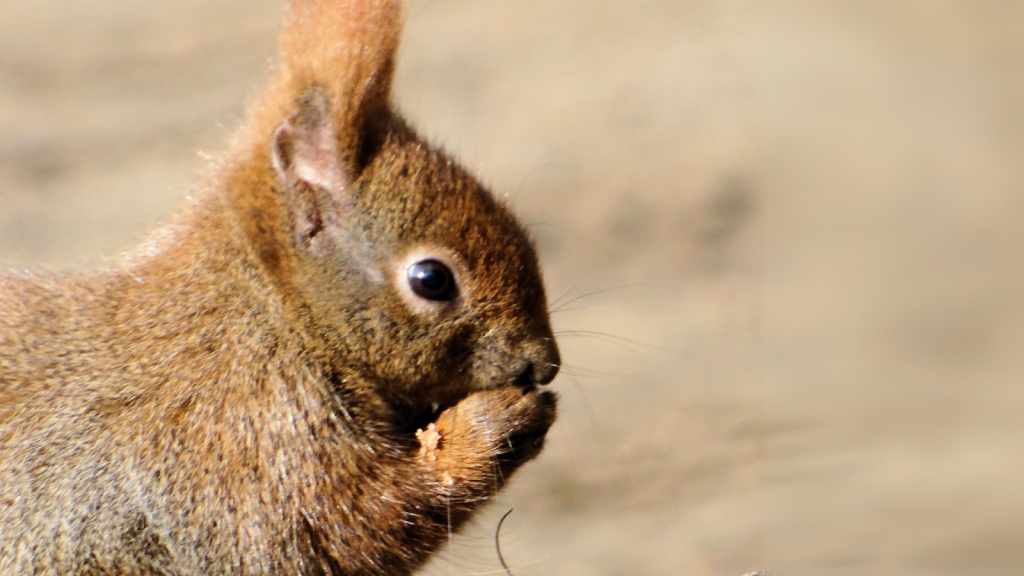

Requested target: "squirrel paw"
[{"left": 417, "top": 386, "right": 557, "bottom": 488}]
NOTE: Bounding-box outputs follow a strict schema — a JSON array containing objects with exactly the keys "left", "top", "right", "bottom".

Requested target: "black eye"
[{"left": 407, "top": 259, "right": 457, "bottom": 301}]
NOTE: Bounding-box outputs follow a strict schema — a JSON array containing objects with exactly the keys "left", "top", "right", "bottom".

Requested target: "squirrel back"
[{"left": 0, "top": 1, "right": 559, "bottom": 574}]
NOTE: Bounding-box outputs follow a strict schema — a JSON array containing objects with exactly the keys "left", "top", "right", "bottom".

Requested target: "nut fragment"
[
  {"left": 416, "top": 423, "right": 441, "bottom": 463},
  {"left": 416, "top": 423, "right": 456, "bottom": 486}
]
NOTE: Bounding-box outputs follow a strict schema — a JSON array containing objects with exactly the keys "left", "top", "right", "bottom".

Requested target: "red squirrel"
[{"left": 0, "top": 0, "right": 560, "bottom": 573}]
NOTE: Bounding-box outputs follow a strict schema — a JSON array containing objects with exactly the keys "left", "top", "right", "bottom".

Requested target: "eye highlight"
[{"left": 406, "top": 259, "right": 457, "bottom": 301}]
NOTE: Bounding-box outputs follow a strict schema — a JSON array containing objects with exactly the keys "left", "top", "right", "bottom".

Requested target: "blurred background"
[{"left": 0, "top": 1, "right": 1019, "bottom": 575}]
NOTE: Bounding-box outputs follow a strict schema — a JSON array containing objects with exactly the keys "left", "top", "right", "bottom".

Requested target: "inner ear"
[
  {"left": 274, "top": 88, "right": 345, "bottom": 192},
  {"left": 273, "top": 88, "right": 347, "bottom": 245}
]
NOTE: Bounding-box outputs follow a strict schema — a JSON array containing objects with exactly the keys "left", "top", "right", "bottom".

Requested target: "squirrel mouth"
[
  {"left": 399, "top": 398, "right": 456, "bottom": 436},
  {"left": 396, "top": 369, "right": 537, "bottom": 436},
  {"left": 510, "top": 368, "right": 538, "bottom": 392}
]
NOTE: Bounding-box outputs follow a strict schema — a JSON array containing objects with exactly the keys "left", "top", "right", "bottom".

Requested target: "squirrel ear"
[
  {"left": 275, "top": 0, "right": 402, "bottom": 173},
  {"left": 231, "top": 2, "right": 402, "bottom": 279}
]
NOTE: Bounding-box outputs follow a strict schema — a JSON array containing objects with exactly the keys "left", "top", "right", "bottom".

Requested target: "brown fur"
[{"left": 0, "top": 1, "right": 559, "bottom": 574}]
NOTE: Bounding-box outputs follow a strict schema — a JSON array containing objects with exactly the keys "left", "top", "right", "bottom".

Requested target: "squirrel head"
[{"left": 224, "top": 0, "right": 559, "bottom": 418}]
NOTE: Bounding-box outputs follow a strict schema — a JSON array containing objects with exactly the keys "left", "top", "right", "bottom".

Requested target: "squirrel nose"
[
  {"left": 520, "top": 338, "right": 560, "bottom": 386},
  {"left": 530, "top": 360, "right": 559, "bottom": 386}
]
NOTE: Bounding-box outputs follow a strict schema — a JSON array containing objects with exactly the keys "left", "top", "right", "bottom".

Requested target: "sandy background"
[{"left": 1, "top": 1, "right": 1019, "bottom": 575}]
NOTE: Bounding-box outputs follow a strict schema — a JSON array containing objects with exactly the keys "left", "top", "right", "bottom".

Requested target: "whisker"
[
  {"left": 491, "top": 453, "right": 500, "bottom": 497},
  {"left": 524, "top": 221, "right": 584, "bottom": 242},
  {"left": 446, "top": 403, "right": 460, "bottom": 545},
  {"left": 561, "top": 371, "right": 600, "bottom": 424},
  {"left": 548, "top": 284, "right": 637, "bottom": 314},
  {"left": 547, "top": 281, "right": 583, "bottom": 310},
  {"left": 495, "top": 508, "right": 515, "bottom": 576},
  {"left": 548, "top": 304, "right": 619, "bottom": 315},
  {"left": 559, "top": 364, "right": 645, "bottom": 380},
  {"left": 446, "top": 494, "right": 452, "bottom": 546},
  {"left": 554, "top": 330, "right": 682, "bottom": 356},
  {"left": 494, "top": 453, "right": 508, "bottom": 494},
  {"left": 505, "top": 163, "right": 548, "bottom": 208}
]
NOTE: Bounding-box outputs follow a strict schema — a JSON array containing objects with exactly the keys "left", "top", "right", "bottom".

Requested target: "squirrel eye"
[{"left": 407, "top": 259, "right": 457, "bottom": 301}]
